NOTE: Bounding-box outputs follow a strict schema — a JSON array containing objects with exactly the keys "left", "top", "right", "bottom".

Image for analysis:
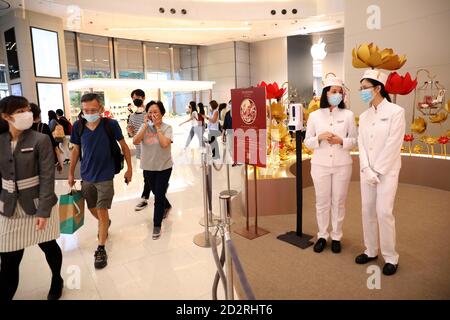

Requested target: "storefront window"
[
  {"left": 116, "top": 39, "right": 144, "bottom": 79},
  {"left": 79, "top": 34, "right": 111, "bottom": 78},
  {"left": 145, "top": 43, "right": 171, "bottom": 80},
  {"left": 64, "top": 31, "right": 80, "bottom": 80},
  {"left": 172, "top": 45, "right": 198, "bottom": 81}
]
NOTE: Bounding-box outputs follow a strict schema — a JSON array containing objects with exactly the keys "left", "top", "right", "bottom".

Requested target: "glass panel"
[
  {"left": 4, "top": 28, "right": 20, "bottom": 80},
  {"left": 79, "top": 33, "right": 111, "bottom": 78},
  {"left": 172, "top": 45, "right": 198, "bottom": 81},
  {"left": 145, "top": 42, "right": 171, "bottom": 80},
  {"left": 116, "top": 38, "right": 144, "bottom": 79},
  {"left": 160, "top": 91, "right": 173, "bottom": 114},
  {"left": 64, "top": 31, "right": 79, "bottom": 80},
  {"left": 174, "top": 92, "right": 194, "bottom": 115}
]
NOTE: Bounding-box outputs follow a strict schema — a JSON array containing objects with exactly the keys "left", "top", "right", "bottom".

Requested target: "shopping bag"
[{"left": 59, "top": 189, "right": 85, "bottom": 234}]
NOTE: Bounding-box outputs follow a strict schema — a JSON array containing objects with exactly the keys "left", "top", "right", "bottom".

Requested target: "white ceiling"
[{"left": 1, "top": 0, "right": 344, "bottom": 45}]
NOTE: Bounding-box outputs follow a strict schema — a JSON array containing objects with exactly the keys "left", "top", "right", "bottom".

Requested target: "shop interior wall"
[
  {"left": 249, "top": 37, "right": 288, "bottom": 87},
  {"left": 344, "top": 0, "right": 450, "bottom": 138},
  {"left": 0, "top": 9, "right": 70, "bottom": 118}
]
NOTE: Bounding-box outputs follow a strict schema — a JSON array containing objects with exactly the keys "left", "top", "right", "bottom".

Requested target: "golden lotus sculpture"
[
  {"left": 352, "top": 43, "right": 407, "bottom": 70},
  {"left": 429, "top": 112, "right": 448, "bottom": 123},
  {"left": 411, "top": 117, "right": 427, "bottom": 134},
  {"left": 304, "top": 98, "right": 320, "bottom": 123}
]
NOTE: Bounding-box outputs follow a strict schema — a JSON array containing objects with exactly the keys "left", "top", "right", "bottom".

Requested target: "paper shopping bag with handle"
[{"left": 59, "top": 189, "right": 85, "bottom": 234}]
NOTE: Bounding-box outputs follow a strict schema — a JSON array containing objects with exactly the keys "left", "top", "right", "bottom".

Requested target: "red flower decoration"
[
  {"left": 257, "top": 81, "right": 286, "bottom": 100},
  {"left": 438, "top": 136, "right": 449, "bottom": 144},
  {"left": 385, "top": 72, "right": 418, "bottom": 95},
  {"left": 404, "top": 134, "right": 414, "bottom": 142}
]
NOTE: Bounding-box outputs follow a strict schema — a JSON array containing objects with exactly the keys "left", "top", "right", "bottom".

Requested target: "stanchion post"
[{"left": 220, "top": 194, "right": 233, "bottom": 300}]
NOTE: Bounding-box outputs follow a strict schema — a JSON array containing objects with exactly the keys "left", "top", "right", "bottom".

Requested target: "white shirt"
[
  {"left": 358, "top": 98, "right": 405, "bottom": 175},
  {"left": 191, "top": 111, "right": 199, "bottom": 127},
  {"left": 209, "top": 110, "right": 219, "bottom": 131},
  {"left": 304, "top": 107, "right": 357, "bottom": 167}
]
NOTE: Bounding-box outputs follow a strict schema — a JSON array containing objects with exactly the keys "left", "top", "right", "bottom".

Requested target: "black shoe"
[
  {"left": 331, "top": 240, "right": 341, "bottom": 253},
  {"left": 313, "top": 238, "right": 327, "bottom": 253},
  {"left": 383, "top": 263, "right": 398, "bottom": 276},
  {"left": 47, "top": 277, "right": 64, "bottom": 300},
  {"left": 152, "top": 227, "right": 162, "bottom": 240},
  {"left": 94, "top": 247, "right": 108, "bottom": 269},
  {"left": 355, "top": 253, "right": 378, "bottom": 264},
  {"left": 163, "top": 206, "right": 172, "bottom": 219}
]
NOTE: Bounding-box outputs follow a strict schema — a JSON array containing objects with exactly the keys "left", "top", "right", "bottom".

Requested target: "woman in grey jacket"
[{"left": 0, "top": 96, "right": 63, "bottom": 300}]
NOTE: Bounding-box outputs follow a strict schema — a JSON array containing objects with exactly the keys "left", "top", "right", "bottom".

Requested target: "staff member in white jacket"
[
  {"left": 355, "top": 69, "right": 405, "bottom": 276},
  {"left": 305, "top": 77, "right": 357, "bottom": 254}
]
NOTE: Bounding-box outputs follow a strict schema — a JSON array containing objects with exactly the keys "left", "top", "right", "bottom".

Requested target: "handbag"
[{"left": 59, "top": 188, "right": 85, "bottom": 234}]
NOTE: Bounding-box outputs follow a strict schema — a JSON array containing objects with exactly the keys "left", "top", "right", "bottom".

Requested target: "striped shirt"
[{"left": 128, "top": 112, "right": 145, "bottom": 159}]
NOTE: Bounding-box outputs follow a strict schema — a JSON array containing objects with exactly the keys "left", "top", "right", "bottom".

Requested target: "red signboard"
[{"left": 231, "top": 87, "right": 267, "bottom": 168}]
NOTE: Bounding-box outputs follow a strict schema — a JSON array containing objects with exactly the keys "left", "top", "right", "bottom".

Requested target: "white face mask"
[{"left": 10, "top": 112, "right": 34, "bottom": 130}]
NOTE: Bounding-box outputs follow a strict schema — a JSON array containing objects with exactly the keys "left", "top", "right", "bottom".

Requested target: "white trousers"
[
  {"left": 360, "top": 170, "right": 400, "bottom": 264},
  {"left": 311, "top": 164, "right": 352, "bottom": 241}
]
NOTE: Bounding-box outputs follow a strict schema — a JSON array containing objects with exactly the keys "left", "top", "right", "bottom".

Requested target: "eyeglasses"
[{"left": 359, "top": 86, "right": 374, "bottom": 91}]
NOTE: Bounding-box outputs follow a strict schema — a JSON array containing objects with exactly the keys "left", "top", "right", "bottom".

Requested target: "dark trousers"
[
  {"left": 141, "top": 170, "right": 152, "bottom": 200},
  {"left": 143, "top": 168, "right": 172, "bottom": 227},
  {"left": 0, "top": 240, "right": 62, "bottom": 300}
]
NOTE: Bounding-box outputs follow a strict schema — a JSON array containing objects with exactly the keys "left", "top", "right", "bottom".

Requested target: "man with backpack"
[
  {"left": 56, "top": 109, "right": 72, "bottom": 164},
  {"left": 68, "top": 93, "right": 132, "bottom": 269}
]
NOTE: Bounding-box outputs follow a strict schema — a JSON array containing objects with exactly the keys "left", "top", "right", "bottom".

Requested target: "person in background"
[
  {"left": 218, "top": 102, "right": 227, "bottom": 133},
  {"left": 222, "top": 100, "right": 234, "bottom": 164},
  {"left": 48, "top": 110, "right": 59, "bottom": 132},
  {"left": 0, "top": 96, "right": 63, "bottom": 300},
  {"left": 133, "top": 101, "right": 173, "bottom": 240},
  {"left": 304, "top": 77, "right": 357, "bottom": 254},
  {"left": 56, "top": 109, "right": 72, "bottom": 164},
  {"left": 355, "top": 69, "right": 405, "bottom": 276},
  {"left": 30, "top": 103, "right": 63, "bottom": 173},
  {"left": 205, "top": 100, "right": 220, "bottom": 160},
  {"left": 197, "top": 102, "right": 206, "bottom": 130},
  {"left": 68, "top": 93, "right": 133, "bottom": 270},
  {"left": 180, "top": 101, "right": 203, "bottom": 148},
  {"left": 126, "top": 103, "right": 134, "bottom": 128},
  {"left": 128, "top": 89, "right": 152, "bottom": 212}
]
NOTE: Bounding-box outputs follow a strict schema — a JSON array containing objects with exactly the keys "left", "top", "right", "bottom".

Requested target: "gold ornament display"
[
  {"left": 411, "top": 117, "right": 427, "bottom": 134},
  {"left": 352, "top": 43, "right": 406, "bottom": 70},
  {"left": 267, "top": 101, "right": 295, "bottom": 162}
]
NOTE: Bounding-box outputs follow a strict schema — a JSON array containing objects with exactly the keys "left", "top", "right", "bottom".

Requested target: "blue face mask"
[
  {"left": 147, "top": 120, "right": 156, "bottom": 132},
  {"left": 360, "top": 89, "right": 374, "bottom": 104},
  {"left": 327, "top": 93, "right": 343, "bottom": 106},
  {"left": 83, "top": 113, "right": 100, "bottom": 123}
]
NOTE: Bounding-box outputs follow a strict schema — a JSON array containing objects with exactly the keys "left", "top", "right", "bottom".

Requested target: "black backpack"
[{"left": 76, "top": 118, "right": 124, "bottom": 174}]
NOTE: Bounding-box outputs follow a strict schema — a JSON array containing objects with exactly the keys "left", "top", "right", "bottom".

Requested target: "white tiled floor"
[{"left": 13, "top": 116, "right": 242, "bottom": 300}]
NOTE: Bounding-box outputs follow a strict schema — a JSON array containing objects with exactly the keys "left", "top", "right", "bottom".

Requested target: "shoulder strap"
[{"left": 102, "top": 118, "right": 115, "bottom": 141}]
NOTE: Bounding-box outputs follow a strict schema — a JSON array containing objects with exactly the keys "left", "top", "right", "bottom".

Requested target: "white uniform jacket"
[
  {"left": 304, "top": 108, "right": 357, "bottom": 167},
  {"left": 358, "top": 99, "right": 405, "bottom": 175}
]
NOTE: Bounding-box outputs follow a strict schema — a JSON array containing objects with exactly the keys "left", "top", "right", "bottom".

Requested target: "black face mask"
[{"left": 133, "top": 98, "right": 143, "bottom": 107}]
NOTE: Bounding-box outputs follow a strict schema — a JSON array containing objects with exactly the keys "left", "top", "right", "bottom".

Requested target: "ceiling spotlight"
[
  {"left": 281, "top": 9, "right": 287, "bottom": 15},
  {"left": 170, "top": 8, "right": 176, "bottom": 14},
  {"left": 270, "top": 10, "right": 276, "bottom": 15},
  {"left": 159, "top": 7, "right": 165, "bottom": 13},
  {"left": 181, "top": 9, "right": 187, "bottom": 15},
  {"left": 292, "top": 9, "right": 298, "bottom": 14}
]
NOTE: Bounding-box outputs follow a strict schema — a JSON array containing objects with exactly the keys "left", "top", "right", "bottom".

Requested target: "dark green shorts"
[{"left": 81, "top": 180, "right": 114, "bottom": 209}]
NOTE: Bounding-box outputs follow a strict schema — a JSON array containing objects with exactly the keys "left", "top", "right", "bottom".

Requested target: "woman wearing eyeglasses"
[
  {"left": 304, "top": 77, "right": 357, "bottom": 254},
  {"left": 355, "top": 70, "right": 405, "bottom": 276}
]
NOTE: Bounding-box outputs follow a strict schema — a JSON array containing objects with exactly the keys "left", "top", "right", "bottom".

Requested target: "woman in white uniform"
[
  {"left": 305, "top": 77, "right": 357, "bottom": 253},
  {"left": 355, "top": 70, "right": 405, "bottom": 276}
]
